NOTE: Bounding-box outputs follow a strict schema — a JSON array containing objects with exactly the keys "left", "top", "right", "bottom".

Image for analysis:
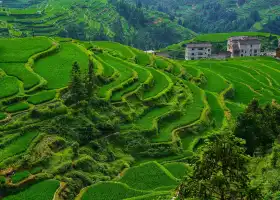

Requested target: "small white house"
[
  {"left": 227, "top": 36, "right": 261, "bottom": 57},
  {"left": 185, "top": 43, "right": 212, "bottom": 60}
]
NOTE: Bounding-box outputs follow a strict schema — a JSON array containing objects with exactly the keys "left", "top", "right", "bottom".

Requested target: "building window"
[
  {"left": 208, "top": 49, "right": 210, "bottom": 51},
  {"left": 192, "top": 53, "right": 194, "bottom": 55},
  {"left": 251, "top": 45, "right": 252, "bottom": 48},
  {"left": 254, "top": 49, "right": 258, "bottom": 53},
  {"left": 241, "top": 50, "right": 244, "bottom": 52},
  {"left": 191, "top": 58, "right": 194, "bottom": 60},
  {"left": 192, "top": 48, "right": 194, "bottom": 50},
  {"left": 198, "top": 48, "right": 203, "bottom": 50},
  {"left": 241, "top": 54, "right": 244, "bottom": 57}
]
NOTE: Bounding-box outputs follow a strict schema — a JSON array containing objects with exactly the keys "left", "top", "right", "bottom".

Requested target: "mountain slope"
[
  {"left": 131, "top": 0, "right": 280, "bottom": 35},
  {"left": 0, "top": 0, "right": 195, "bottom": 49}
]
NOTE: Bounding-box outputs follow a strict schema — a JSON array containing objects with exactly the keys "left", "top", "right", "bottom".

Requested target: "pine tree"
[
  {"left": 87, "top": 59, "right": 95, "bottom": 99},
  {"left": 69, "top": 61, "right": 85, "bottom": 103}
]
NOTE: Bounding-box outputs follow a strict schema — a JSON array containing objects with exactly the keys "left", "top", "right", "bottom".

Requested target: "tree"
[
  {"left": 234, "top": 99, "right": 280, "bottom": 155},
  {"left": 69, "top": 62, "right": 86, "bottom": 103},
  {"left": 180, "top": 133, "right": 253, "bottom": 200},
  {"left": 87, "top": 59, "right": 95, "bottom": 99}
]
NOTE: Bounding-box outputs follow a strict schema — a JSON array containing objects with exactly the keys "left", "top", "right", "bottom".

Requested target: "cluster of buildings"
[{"left": 185, "top": 36, "right": 280, "bottom": 60}]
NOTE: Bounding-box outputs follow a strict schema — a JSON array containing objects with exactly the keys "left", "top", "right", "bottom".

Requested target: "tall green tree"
[
  {"left": 87, "top": 59, "right": 95, "bottom": 99},
  {"left": 69, "top": 61, "right": 86, "bottom": 103},
  {"left": 235, "top": 99, "right": 280, "bottom": 155},
  {"left": 180, "top": 133, "right": 254, "bottom": 200}
]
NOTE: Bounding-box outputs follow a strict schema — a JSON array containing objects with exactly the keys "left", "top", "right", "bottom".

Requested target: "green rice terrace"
[{"left": 0, "top": 36, "right": 280, "bottom": 199}]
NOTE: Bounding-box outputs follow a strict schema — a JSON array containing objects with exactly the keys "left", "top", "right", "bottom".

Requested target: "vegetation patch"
[
  {"left": 27, "top": 90, "right": 56, "bottom": 105},
  {"left": 11, "top": 170, "right": 31, "bottom": 184},
  {"left": 0, "top": 112, "right": 7, "bottom": 120},
  {"left": 34, "top": 42, "right": 88, "bottom": 89},
  {"left": 119, "top": 161, "right": 178, "bottom": 191},
  {"left": 0, "top": 63, "right": 40, "bottom": 90},
  {"left": 81, "top": 182, "right": 148, "bottom": 200},
  {"left": 163, "top": 162, "right": 191, "bottom": 180},
  {"left": 5, "top": 102, "right": 30, "bottom": 113},
  {"left": 0, "top": 76, "right": 19, "bottom": 99},
  {"left": 0, "top": 132, "right": 38, "bottom": 162},
  {"left": 0, "top": 37, "right": 52, "bottom": 62},
  {"left": 4, "top": 179, "right": 60, "bottom": 200}
]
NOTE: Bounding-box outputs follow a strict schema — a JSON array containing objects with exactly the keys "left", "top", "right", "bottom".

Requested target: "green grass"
[
  {"left": 0, "top": 37, "right": 52, "bottom": 62},
  {"left": 125, "top": 191, "right": 172, "bottom": 200},
  {"left": 11, "top": 171, "right": 31, "bottom": 183},
  {"left": 34, "top": 42, "right": 88, "bottom": 89},
  {"left": 226, "top": 101, "right": 246, "bottom": 119},
  {"left": 0, "top": 132, "right": 39, "bottom": 162},
  {"left": 27, "top": 90, "right": 56, "bottom": 105},
  {"left": 95, "top": 55, "right": 116, "bottom": 77},
  {"left": 111, "top": 62, "right": 150, "bottom": 101},
  {"left": 94, "top": 41, "right": 135, "bottom": 59},
  {"left": 199, "top": 68, "right": 228, "bottom": 93},
  {"left": 119, "top": 161, "right": 178, "bottom": 191},
  {"left": 155, "top": 82, "right": 205, "bottom": 142},
  {"left": 163, "top": 162, "right": 191, "bottom": 179},
  {"left": 206, "top": 92, "right": 224, "bottom": 128},
  {"left": 0, "top": 112, "right": 7, "bottom": 120},
  {"left": 154, "top": 57, "right": 169, "bottom": 69},
  {"left": 4, "top": 179, "right": 60, "bottom": 200},
  {"left": 5, "top": 102, "right": 30, "bottom": 113},
  {"left": 131, "top": 48, "right": 151, "bottom": 66},
  {"left": 97, "top": 54, "right": 135, "bottom": 99},
  {"left": 130, "top": 106, "right": 173, "bottom": 130},
  {"left": 143, "top": 68, "right": 172, "bottom": 100},
  {"left": 0, "top": 76, "right": 19, "bottom": 99},
  {"left": 0, "top": 63, "right": 40, "bottom": 90},
  {"left": 81, "top": 182, "right": 148, "bottom": 200},
  {"left": 194, "top": 32, "right": 279, "bottom": 43}
]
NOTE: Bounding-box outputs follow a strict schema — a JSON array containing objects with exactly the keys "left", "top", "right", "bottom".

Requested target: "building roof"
[
  {"left": 239, "top": 39, "right": 261, "bottom": 45},
  {"left": 186, "top": 43, "right": 212, "bottom": 48},
  {"left": 229, "top": 36, "right": 258, "bottom": 41}
]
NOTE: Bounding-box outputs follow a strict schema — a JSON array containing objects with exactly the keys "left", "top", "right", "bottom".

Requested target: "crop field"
[
  {"left": 0, "top": 63, "right": 40, "bottom": 90},
  {"left": 4, "top": 180, "right": 60, "bottom": 200},
  {"left": 34, "top": 43, "right": 89, "bottom": 89},
  {"left": 163, "top": 162, "right": 191, "bottom": 179},
  {"left": 119, "top": 161, "right": 178, "bottom": 191},
  {"left": 0, "top": 132, "right": 38, "bottom": 162},
  {"left": 27, "top": 90, "right": 56, "bottom": 105},
  {"left": 1, "top": 35, "right": 280, "bottom": 199},
  {"left": 5, "top": 102, "right": 30, "bottom": 113},
  {"left": 80, "top": 182, "right": 148, "bottom": 200}
]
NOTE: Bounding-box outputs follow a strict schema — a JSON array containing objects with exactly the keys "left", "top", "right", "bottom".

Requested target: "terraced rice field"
[
  {"left": 0, "top": 36, "right": 280, "bottom": 200},
  {"left": 3, "top": 179, "right": 60, "bottom": 200}
]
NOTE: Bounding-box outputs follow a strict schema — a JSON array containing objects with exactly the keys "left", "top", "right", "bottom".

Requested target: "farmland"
[{"left": 0, "top": 35, "right": 280, "bottom": 199}]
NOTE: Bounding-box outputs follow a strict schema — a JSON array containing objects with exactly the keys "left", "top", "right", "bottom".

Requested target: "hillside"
[
  {"left": 0, "top": 36, "right": 280, "bottom": 199},
  {"left": 132, "top": 0, "right": 280, "bottom": 35},
  {"left": 0, "top": 0, "right": 195, "bottom": 50},
  {"left": 160, "top": 32, "right": 280, "bottom": 59}
]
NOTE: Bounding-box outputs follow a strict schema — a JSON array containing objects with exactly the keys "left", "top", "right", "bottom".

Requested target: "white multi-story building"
[
  {"left": 185, "top": 43, "right": 212, "bottom": 60},
  {"left": 227, "top": 36, "right": 261, "bottom": 57}
]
